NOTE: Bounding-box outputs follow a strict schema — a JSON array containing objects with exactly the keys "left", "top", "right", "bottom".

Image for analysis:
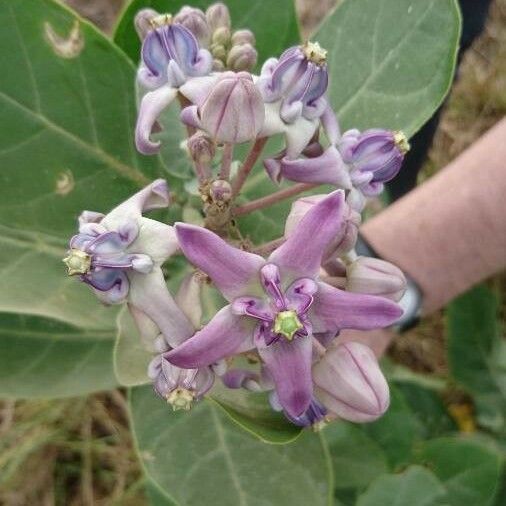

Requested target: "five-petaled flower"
[{"left": 166, "top": 191, "right": 402, "bottom": 418}]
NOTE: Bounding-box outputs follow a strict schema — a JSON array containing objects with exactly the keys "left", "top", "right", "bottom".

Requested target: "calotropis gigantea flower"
[
  {"left": 271, "top": 128, "right": 410, "bottom": 204},
  {"left": 135, "top": 19, "right": 213, "bottom": 154},
  {"left": 166, "top": 191, "right": 402, "bottom": 418},
  {"left": 346, "top": 256, "right": 407, "bottom": 302},
  {"left": 312, "top": 341, "right": 390, "bottom": 422},
  {"left": 63, "top": 180, "right": 194, "bottom": 348},
  {"left": 285, "top": 194, "right": 361, "bottom": 259},
  {"left": 180, "top": 71, "right": 265, "bottom": 144}
]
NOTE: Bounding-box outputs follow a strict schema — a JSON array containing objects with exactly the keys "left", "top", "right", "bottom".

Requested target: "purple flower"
[
  {"left": 180, "top": 71, "right": 265, "bottom": 144},
  {"left": 173, "top": 7, "right": 211, "bottom": 48},
  {"left": 63, "top": 180, "right": 194, "bottom": 348},
  {"left": 270, "top": 391, "right": 328, "bottom": 428},
  {"left": 135, "top": 20, "right": 212, "bottom": 154},
  {"left": 346, "top": 257, "right": 407, "bottom": 302},
  {"left": 339, "top": 129, "right": 410, "bottom": 197},
  {"left": 257, "top": 42, "right": 330, "bottom": 159},
  {"left": 166, "top": 191, "right": 402, "bottom": 418},
  {"left": 313, "top": 342, "right": 390, "bottom": 422},
  {"left": 148, "top": 354, "right": 214, "bottom": 411}
]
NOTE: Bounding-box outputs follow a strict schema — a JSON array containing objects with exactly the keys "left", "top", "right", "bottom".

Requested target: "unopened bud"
[
  {"left": 212, "top": 26, "right": 231, "bottom": 46},
  {"left": 210, "top": 42, "right": 227, "bottom": 61},
  {"left": 187, "top": 132, "right": 216, "bottom": 164},
  {"left": 174, "top": 6, "right": 210, "bottom": 47},
  {"left": 346, "top": 257, "right": 406, "bottom": 302},
  {"left": 231, "top": 29, "right": 255, "bottom": 46},
  {"left": 313, "top": 342, "right": 389, "bottom": 423},
  {"left": 134, "top": 8, "right": 159, "bottom": 41},
  {"left": 209, "top": 179, "right": 232, "bottom": 204},
  {"left": 206, "top": 2, "right": 231, "bottom": 32},
  {"left": 227, "top": 43, "right": 257, "bottom": 71},
  {"left": 212, "top": 58, "right": 226, "bottom": 71}
]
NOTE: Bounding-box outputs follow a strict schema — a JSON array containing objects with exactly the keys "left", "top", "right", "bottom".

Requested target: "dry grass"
[{"left": 2, "top": 0, "right": 505, "bottom": 504}]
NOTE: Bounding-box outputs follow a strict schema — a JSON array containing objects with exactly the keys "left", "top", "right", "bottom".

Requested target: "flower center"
[
  {"left": 273, "top": 310, "right": 303, "bottom": 341},
  {"left": 166, "top": 387, "right": 194, "bottom": 411},
  {"left": 63, "top": 249, "right": 91, "bottom": 276},
  {"left": 149, "top": 13, "right": 173, "bottom": 29},
  {"left": 302, "top": 41, "right": 327, "bottom": 65},
  {"left": 393, "top": 131, "right": 410, "bottom": 154}
]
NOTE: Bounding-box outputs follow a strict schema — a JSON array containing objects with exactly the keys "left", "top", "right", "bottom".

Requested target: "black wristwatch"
[{"left": 355, "top": 234, "right": 423, "bottom": 332}]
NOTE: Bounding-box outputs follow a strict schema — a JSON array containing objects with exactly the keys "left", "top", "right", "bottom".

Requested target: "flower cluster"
[{"left": 64, "top": 2, "right": 410, "bottom": 429}]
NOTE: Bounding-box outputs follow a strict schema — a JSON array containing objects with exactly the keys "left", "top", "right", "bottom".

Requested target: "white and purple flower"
[{"left": 166, "top": 191, "right": 402, "bottom": 418}]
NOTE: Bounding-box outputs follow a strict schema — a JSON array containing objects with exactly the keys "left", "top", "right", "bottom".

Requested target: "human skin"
[{"left": 340, "top": 118, "right": 506, "bottom": 356}]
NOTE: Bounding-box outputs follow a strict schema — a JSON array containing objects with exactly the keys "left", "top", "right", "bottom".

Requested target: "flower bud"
[
  {"left": 206, "top": 2, "right": 231, "bottom": 32},
  {"left": 285, "top": 194, "right": 360, "bottom": 258},
  {"left": 181, "top": 71, "right": 265, "bottom": 144},
  {"left": 210, "top": 42, "right": 227, "bottom": 61},
  {"left": 212, "top": 26, "right": 231, "bottom": 46},
  {"left": 313, "top": 342, "right": 389, "bottom": 423},
  {"left": 339, "top": 129, "right": 410, "bottom": 196},
  {"left": 346, "top": 257, "right": 406, "bottom": 302},
  {"left": 148, "top": 354, "right": 214, "bottom": 411},
  {"left": 134, "top": 8, "right": 159, "bottom": 41},
  {"left": 187, "top": 132, "right": 216, "bottom": 164},
  {"left": 174, "top": 6, "right": 210, "bottom": 47},
  {"left": 227, "top": 43, "right": 257, "bottom": 72},
  {"left": 209, "top": 179, "right": 232, "bottom": 204},
  {"left": 231, "top": 29, "right": 255, "bottom": 46}
]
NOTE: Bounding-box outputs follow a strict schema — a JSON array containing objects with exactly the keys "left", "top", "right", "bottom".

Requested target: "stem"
[
  {"left": 232, "top": 137, "right": 268, "bottom": 196},
  {"left": 233, "top": 183, "right": 318, "bottom": 217},
  {"left": 195, "top": 161, "right": 211, "bottom": 185},
  {"left": 219, "top": 143, "right": 234, "bottom": 180},
  {"left": 253, "top": 237, "right": 286, "bottom": 256}
]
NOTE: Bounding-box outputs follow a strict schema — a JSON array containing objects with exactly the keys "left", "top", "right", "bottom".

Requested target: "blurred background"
[{"left": 0, "top": 0, "right": 504, "bottom": 504}]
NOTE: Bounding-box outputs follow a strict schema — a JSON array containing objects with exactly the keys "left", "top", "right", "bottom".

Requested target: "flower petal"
[
  {"left": 128, "top": 268, "right": 194, "bottom": 347},
  {"left": 166, "top": 306, "right": 255, "bottom": 368},
  {"left": 175, "top": 223, "right": 265, "bottom": 301},
  {"left": 130, "top": 218, "right": 179, "bottom": 265},
  {"left": 135, "top": 85, "right": 178, "bottom": 155},
  {"left": 268, "top": 190, "right": 345, "bottom": 283},
  {"left": 310, "top": 281, "right": 403, "bottom": 334},
  {"left": 175, "top": 273, "right": 203, "bottom": 329},
  {"left": 102, "top": 179, "right": 170, "bottom": 229},
  {"left": 257, "top": 336, "right": 313, "bottom": 418},
  {"left": 277, "top": 146, "right": 351, "bottom": 187}
]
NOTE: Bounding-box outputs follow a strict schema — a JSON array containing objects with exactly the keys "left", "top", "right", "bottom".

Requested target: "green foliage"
[
  {"left": 114, "top": 0, "right": 300, "bottom": 68},
  {"left": 417, "top": 437, "right": 503, "bottom": 506},
  {"left": 130, "top": 385, "right": 333, "bottom": 506},
  {"left": 318, "top": 0, "right": 461, "bottom": 137},
  {"left": 447, "top": 284, "right": 506, "bottom": 433},
  {"left": 356, "top": 466, "right": 446, "bottom": 506}
]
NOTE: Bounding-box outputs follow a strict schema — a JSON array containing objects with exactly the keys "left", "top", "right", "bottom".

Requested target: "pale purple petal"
[
  {"left": 320, "top": 102, "right": 340, "bottom": 144},
  {"left": 221, "top": 369, "right": 260, "bottom": 389},
  {"left": 175, "top": 223, "right": 265, "bottom": 301},
  {"left": 175, "top": 273, "right": 203, "bottom": 328},
  {"left": 128, "top": 268, "right": 194, "bottom": 347},
  {"left": 276, "top": 146, "right": 351, "bottom": 187},
  {"left": 310, "top": 281, "right": 403, "bottom": 334},
  {"left": 285, "top": 278, "right": 318, "bottom": 314},
  {"left": 180, "top": 104, "right": 202, "bottom": 130},
  {"left": 166, "top": 306, "right": 255, "bottom": 368},
  {"left": 257, "top": 336, "right": 313, "bottom": 418},
  {"left": 268, "top": 190, "right": 345, "bottom": 282},
  {"left": 313, "top": 342, "right": 389, "bottom": 422},
  {"left": 135, "top": 85, "right": 178, "bottom": 155}
]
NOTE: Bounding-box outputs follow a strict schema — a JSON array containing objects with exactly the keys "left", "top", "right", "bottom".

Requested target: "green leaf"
[
  {"left": 130, "top": 385, "right": 334, "bottom": 506},
  {"left": 0, "top": 313, "right": 117, "bottom": 398},
  {"left": 362, "top": 385, "right": 420, "bottom": 469},
  {"left": 317, "top": 0, "right": 461, "bottom": 136},
  {"left": 113, "top": 307, "right": 152, "bottom": 387},
  {"left": 210, "top": 386, "right": 301, "bottom": 444},
  {"left": 114, "top": 0, "right": 300, "bottom": 68},
  {"left": 447, "top": 284, "right": 506, "bottom": 433},
  {"left": 323, "top": 422, "right": 388, "bottom": 489},
  {"left": 356, "top": 466, "right": 446, "bottom": 506},
  {"left": 418, "top": 437, "right": 503, "bottom": 506},
  {"left": 0, "top": 0, "right": 167, "bottom": 397}
]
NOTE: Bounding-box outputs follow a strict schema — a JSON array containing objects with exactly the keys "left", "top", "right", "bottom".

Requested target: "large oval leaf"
[
  {"left": 114, "top": 0, "right": 300, "bottom": 68},
  {"left": 317, "top": 0, "right": 461, "bottom": 136},
  {"left": 0, "top": 0, "right": 167, "bottom": 397},
  {"left": 130, "top": 385, "right": 333, "bottom": 506}
]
